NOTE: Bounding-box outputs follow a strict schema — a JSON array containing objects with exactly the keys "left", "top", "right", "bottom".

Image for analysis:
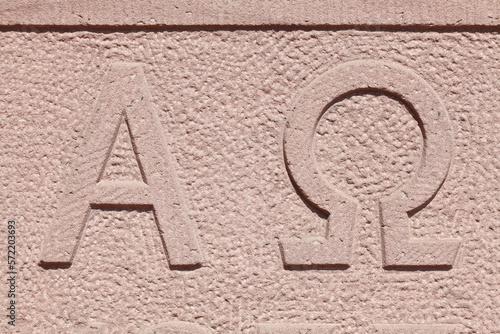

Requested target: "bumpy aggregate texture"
[{"left": 0, "top": 30, "right": 499, "bottom": 333}]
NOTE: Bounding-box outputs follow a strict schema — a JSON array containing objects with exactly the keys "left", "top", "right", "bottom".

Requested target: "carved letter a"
[{"left": 39, "top": 63, "right": 202, "bottom": 269}]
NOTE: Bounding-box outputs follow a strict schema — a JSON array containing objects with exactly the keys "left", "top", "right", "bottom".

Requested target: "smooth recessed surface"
[{"left": 0, "top": 0, "right": 498, "bottom": 27}]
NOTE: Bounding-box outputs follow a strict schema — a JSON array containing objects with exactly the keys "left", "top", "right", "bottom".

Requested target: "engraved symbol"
[
  {"left": 144, "top": 321, "right": 213, "bottom": 333},
  {"left": 374, "top": 324, "right": 457, "bottom": 333},
  {"left": 280, "top": 60, "right": 461, "bottom": 269},
  {"left": 39, "top": 63, "right": 202, "bottom": 269},
  {"left": 257, "top": 323, "right": 337, "bottom": 334}
]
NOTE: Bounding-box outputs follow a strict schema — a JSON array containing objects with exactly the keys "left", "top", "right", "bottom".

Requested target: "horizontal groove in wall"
[{"left": 0, "top": 0, "right": 498, "bottom": 28}]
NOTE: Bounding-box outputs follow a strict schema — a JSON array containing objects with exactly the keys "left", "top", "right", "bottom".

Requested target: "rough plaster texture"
[{"left": 0, "top": 16, "right": 499, "bottom": 334}]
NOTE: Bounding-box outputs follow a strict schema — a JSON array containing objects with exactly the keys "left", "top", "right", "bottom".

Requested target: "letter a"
[{"left": 39, "top": 63, "right": 202, "bottom": 268}]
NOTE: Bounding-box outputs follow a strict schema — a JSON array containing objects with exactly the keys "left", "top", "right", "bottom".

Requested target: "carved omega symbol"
[{"left": 280, "top": 60, "right": 461, "bottom": 269}]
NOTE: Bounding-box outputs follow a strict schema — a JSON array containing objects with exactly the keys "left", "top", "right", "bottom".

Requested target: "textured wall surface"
[{"left": 0, "top": 11, "right": 499, "bottom": 334}]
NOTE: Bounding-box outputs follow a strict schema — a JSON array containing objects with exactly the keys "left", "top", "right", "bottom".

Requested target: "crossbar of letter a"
[{"left": 39, "top": 63, "right": 202, "bottom": 269}]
